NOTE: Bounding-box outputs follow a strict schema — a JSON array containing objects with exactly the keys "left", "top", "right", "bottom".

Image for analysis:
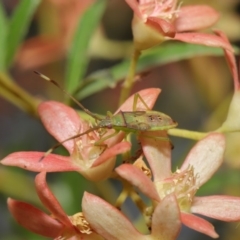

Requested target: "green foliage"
[
  {"left": 0, "top": 3, "right": 8, "bottom": 70},
  {"left": 76, "top": 43, "right": 232, "bottom": 100},
  {"left": 0, "top": 0, "right": 41, "bottom": 69},
  {"left": 0, "top": 168, "right": 39, "bottom": 204},
  {"left": 5, "top": 0, "right": 41, "bottom": 68},
  {"left": 65, "top": 0, "right": 107, "bottom": 94}
]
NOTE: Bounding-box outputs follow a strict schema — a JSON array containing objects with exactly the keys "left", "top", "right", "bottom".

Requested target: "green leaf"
[
  {"left": 76, "top": 43, "right": 239, "bottom": 100},
  {"left": 6, "top": 0, "right": 41, "bottom": 68},
  {"left": 65, "top": 0, "right": 107, "bottom": 93},
  {"left": 0, "top": 3, "right": 8, "bottom": 70},
  {"left": 0, "top": 168, "right": 39, "bottom": 204}
]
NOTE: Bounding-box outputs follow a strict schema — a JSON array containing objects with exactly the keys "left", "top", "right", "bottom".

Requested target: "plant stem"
[
  {"left": 0, "top": 71, "right": 40, "bottom": 116},
  {"left": 168, "top": 128, "right": 208, "bottom": 140},
  {"left": 119, "top": 49, "right": 141, "bottom": 105}
]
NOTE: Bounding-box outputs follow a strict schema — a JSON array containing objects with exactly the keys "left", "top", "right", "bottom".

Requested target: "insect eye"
[
  {"left": 148, "top": 115, "right": 162, "bottom": 121},
  {"left": 148, "top": 115, "right": 154, "bottom": 121}
]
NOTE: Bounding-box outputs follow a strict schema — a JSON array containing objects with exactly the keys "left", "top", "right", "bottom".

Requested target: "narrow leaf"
[
  {"left": 76, "top": 43, "right": 239, "bottom": 100},
  {"left": 6, "top": 0, "right": 41, "bottom": 67},
  {"left": 65, "top": 0, "right": 107, "bottom": 93},
  {"left": 0, "top": 3, "right": 8, "bottom": 70},
  {"left": 0, "top": 168, "right": 39, "bottom": 204}
]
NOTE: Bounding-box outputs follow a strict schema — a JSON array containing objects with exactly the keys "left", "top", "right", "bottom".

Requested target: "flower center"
[
  {"left": 70, "top": 212, "right": 93, "bottom": 234},
  {"left": 156, "top": 166, "right": 198, "bottom": 212},
  {"left": 139, "top": 0, "right": 180, "bottom": 21},
  {"left": 72, "top": 128, "right": 104, "bottom": 168},
  {"left": 134, "top": 156, "right": 152, "bottom": 179}
]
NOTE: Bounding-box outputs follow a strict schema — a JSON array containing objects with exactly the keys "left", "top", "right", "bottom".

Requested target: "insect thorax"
[{"left": 98, "top": 116, "right": 112, "bottom": 129}]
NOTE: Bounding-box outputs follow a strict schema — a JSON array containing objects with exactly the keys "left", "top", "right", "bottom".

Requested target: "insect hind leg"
[
  {"left": 93, "top": 130, "right": 120, "bottom": 153},
  {"left": 133, "top": 93, "right": 151, "bottom": 111}
]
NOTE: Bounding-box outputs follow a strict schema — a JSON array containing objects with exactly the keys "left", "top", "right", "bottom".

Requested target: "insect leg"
[
  {"left": 39, "top": 126, "right": 100, "bottom": 161},
  {"left": 93, "top": 130, "right": 120, "bottom": 154},
  {"left": 94, "top": 130, "right": 119, "bottom": 145},
  {"left": 133, "top": 93, "right": 151, "bottom": 111},
  {"left": 120, "top": 111, "right": 128, "bottom": 127}
]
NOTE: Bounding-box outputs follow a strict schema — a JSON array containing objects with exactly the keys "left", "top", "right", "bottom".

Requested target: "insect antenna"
[
  {"left": 34, "top": 71, "right": 103, "bottom": 121},
  {"left": 39, "top": 125, "right": 101, "bottom": 162}
]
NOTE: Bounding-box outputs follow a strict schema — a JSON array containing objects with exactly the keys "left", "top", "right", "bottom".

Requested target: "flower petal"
[
  {"left": 175, "top": 6, "right": 219, "bottom": 32},
  {"left": 1, "top": 152, "right": 80, "bottom": 172},
  {"left": 140, "top": 131, "right": 172, "bottom": 181},
  {"left": 214, "top": 30, "right": 239, "bottom": 90},
  {"left": 146, "top": 17, "right": 176, "bottom": 37},
  {"left": 192, "top": 196, "right": 240, "bottom": 221},
  {"left": 132, "top": 15, "right": 166, "bottom": 50},
  {"left": 181, "top": 212, "right": 218, "bottom": 238},
  {"left": 219, "top": 91, "right": 240, "bottom": 132},
  {"left": 79, "top": 159, "right": 116, "bottom": 182},
  {"left": 38, "top": 101, "right": 82, "bottom": 153},
  {"left": 82, "top": 192, "right": 145, "bottom": 240},
  {"left": 181, "top": 133, "right": 225, "bottom": 187},
  {"left": 115, "top": 164, "right": 160, "bottom": 201},
  {"left": 115, "top": 88, "right": 161, "bottom": 113},
  {"left": 16, "top": 37, "right": 65, "bottom": 70},
  {"left": 173, "top": 32, "right": 233, "bottom": 51},
  {"left": 8, "top": 198, "right": 63, "bottom": 238},
  {"left": 151, "top": 194, "right": 181, "bottom": 239},
  {"left": 214, "top": 31, "right": 240, "bottom": 132},
  {"left": 92, "top": 142, "right": 131, "bottom": 167},
  {"left": 79, "top": 142, "right": 131, "bottom": 181},
  {"left": 35, "top": 172, "right": 73, "bottom": 228}
]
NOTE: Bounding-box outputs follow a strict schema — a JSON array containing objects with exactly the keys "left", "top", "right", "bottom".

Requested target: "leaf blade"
[
  {"left": 0, "top": 3, "right": 8, "bottom": 70},
  {"left": 76, "top": 43, "right": 239, "bottom": 100},
  {"left": 6, "top": 0, "right": 41, "bottom": 67},
  {"left": 65, "top": 0, "right": 107, "bottom": 93}
]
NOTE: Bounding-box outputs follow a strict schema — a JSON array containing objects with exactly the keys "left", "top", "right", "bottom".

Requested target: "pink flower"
[
  {"left": 125, "top": 0, "right": 232, "bottom": 51},
  {"left": 82, "top": 192, "right": 181, "bottom": 240},
  {"left": 116, "top": 133, "right": 240, "bottom": 238},
  {"left": 8, "top": 172, "right": 104, "bottom": 239},
  {"left": 9, "top": 171, "right": 182, "bottom": 239},
  {"left": 1, "top": 88, "right": 162, "bottom": 181}
]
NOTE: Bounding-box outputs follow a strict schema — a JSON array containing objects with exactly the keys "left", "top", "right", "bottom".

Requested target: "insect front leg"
[
  {"left": 93, "top": 129, "right": 120, "bottom": 153},
  {"left": 133, "top": 93, "right": 151, "bottom": 111},
  {"left": 39, "top": 126, "right": 101, "bottom": 161}
]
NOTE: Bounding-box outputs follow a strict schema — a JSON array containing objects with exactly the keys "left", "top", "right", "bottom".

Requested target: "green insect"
[{"left": 35, "top": 71, "right": 177, "bottom": 159}]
